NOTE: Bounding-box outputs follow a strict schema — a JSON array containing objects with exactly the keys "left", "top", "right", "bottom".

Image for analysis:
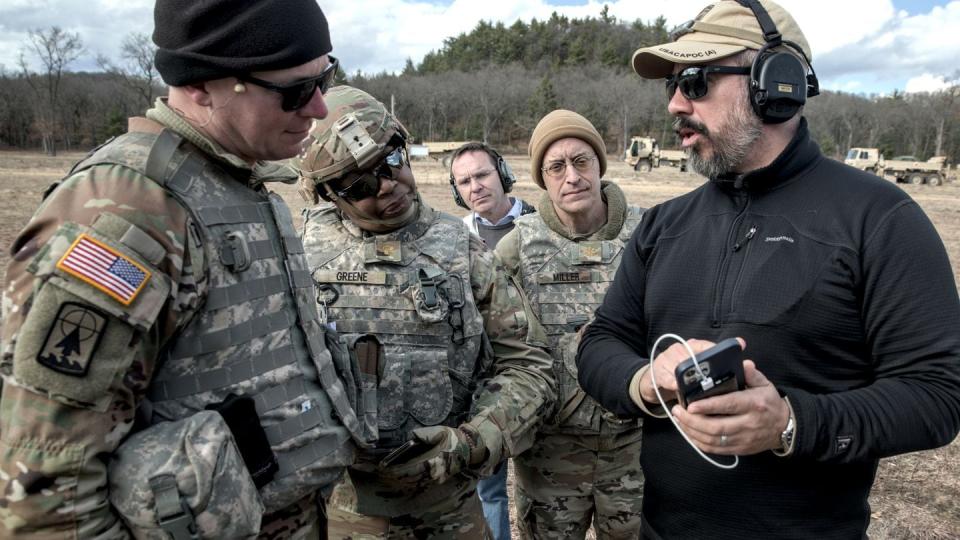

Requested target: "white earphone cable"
[{"left": 649, "top": 333, "right": 738, "bottom": 470}]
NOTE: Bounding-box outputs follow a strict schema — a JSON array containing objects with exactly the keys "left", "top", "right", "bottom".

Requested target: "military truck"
[
  {"left": 408, "top": 141, "right": 468, "bottom": 166},
  {"left": 624, "top": 136, "right": 688, "bottom": 172},
  {"left": 844, "top": 147, "right": 950, "bottom": 186},
  {"left": 659, "top": 149, "right": 688, "bottom": 171},
  {"left": 425, "top": 141, "right": 468, "bottom": 167},
  {"left": 624, "top": 136, "right": 660, "bottom": 172}
]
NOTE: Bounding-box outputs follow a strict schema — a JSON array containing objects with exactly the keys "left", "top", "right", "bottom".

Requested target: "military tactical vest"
[
  {"left": 71, "top": 129, "right": 368, "bottom": 514},
  {"left": 514, "top": 208, "right": 643, "bottom": 434},
  {"left": 303, "top": 204, "right": 487, "bottom": 452}
]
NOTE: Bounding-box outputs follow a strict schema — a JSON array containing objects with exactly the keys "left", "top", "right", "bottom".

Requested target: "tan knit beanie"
[{"left": 528, "top": 109, "right": 607, "bottom": 189}]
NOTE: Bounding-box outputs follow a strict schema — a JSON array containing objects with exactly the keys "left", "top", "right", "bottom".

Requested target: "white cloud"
[
  {"left": 839, "top": 80, "right": 863, "bottom": 92},
  {"left": 816, "top": 1, "right": 960, "bottom": 91},
  {"left": 0, "top": 0, "right": 153, "bottom": 73},
  {"left": 905, "top": 73, "right": 953, "bottom": 93},
  {"left": 325, "top": 0, "right": 898, "bottom": 75},
  {"left": 0, "top": 0, "right": 955, "bottom": 96}
]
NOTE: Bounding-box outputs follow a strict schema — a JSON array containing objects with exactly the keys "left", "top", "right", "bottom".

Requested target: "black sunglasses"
[
  {"left": 665, "top": 65, "right": 751, "bottom": 101},
  {"left": 239, "top": 56, "right": 339, "bottom": 111},
  {"left": 331, "top": 146, "right": 408, "bottom": 201}
]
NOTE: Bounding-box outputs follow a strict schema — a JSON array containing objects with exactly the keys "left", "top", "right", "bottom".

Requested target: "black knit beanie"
[{"left": 153, "top": 0, "right": 332, "bottom": 86}]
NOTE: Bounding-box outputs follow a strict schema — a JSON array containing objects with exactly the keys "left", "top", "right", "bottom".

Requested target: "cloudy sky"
[{"left": 1, "top": 0, "right": 957, "bottom": 95}]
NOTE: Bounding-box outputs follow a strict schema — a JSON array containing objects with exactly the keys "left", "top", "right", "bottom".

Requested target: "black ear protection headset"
[
  {"left": 448, "top": 142, "right": 516, "bottom": 210},
  {"left": 735, "top": 0, "right": 820, "bottom": 124}
]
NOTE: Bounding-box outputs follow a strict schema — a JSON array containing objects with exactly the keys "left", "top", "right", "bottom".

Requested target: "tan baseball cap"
[{"left": 631, "top": 0, "right": 811, "bottom": 79}]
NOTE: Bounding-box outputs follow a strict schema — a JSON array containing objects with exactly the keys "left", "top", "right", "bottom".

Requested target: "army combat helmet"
[{"left": 297, "top": 85, "right": 410, "bottom": 203}]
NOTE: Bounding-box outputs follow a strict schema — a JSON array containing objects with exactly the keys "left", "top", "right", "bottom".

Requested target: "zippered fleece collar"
[{"left": 712, "top": 117, "right": 823, "bottom": 192}]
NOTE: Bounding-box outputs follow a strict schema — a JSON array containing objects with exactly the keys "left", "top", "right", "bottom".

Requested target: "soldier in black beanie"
[
  {"left": 151, "top": 0, "right": 339, "bottom": 163},
  {"left": 0, "top": 1, "right": 363, "bottom": 539},
  {"left": 153, "top": 0, "right": 332, "bottom": 86}
]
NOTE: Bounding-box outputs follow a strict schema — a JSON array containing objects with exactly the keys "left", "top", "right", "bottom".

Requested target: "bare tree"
[
  {"left": 19, "top": 26, "right": 84, "bottom": 155},
  {"left": 97, "top": 32, "right": 159, "bottom": 110}
]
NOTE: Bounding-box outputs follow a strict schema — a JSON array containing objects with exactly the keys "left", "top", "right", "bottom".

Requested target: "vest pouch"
[
  {"left": 406, "top": 349, "right": 454, "bottom": 426},
  {"left": 554, "top": 332, "right": 589, "bottom": 426},
  {"left": 326, "top": 330, "right": 381, "bottom": 444},
  {"left": 109, "top": 411, "right": 264, "bottom": 539},
  {"left": 553, "top": 332, "right": 638, "bottom": 432}
]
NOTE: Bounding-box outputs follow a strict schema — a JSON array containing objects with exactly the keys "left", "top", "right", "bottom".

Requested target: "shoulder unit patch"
[
  {"left": 56, "top": 233, "right": 151, "bottom": 305},
  {"left": 37, "top": 302, "right": 108, "bottom": 377}
]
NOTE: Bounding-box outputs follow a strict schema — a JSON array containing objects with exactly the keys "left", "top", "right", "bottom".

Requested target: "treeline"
[{"left": 2, "top": 14, "right": 959, "bottom": 162}]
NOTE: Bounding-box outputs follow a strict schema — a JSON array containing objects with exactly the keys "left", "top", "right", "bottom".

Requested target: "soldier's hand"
[{"left": 408, "top": 425, "right": 487, "bottom": 484}]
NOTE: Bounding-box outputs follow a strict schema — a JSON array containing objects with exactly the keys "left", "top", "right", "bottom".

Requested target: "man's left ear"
[{"left": 181, "top": 81, "right": 214, "bottom": 107}]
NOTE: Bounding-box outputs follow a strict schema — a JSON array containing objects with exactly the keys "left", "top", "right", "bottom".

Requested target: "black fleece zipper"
[{"left": 711, "top": 195, "right": 751, "bottom": 327}]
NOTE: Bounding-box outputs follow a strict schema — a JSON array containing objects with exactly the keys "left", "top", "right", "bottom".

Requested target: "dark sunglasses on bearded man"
[{"left": 665, "top": 65, "right": 751, "bottom": 101}]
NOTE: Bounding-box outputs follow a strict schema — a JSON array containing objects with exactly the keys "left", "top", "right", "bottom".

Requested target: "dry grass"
[{"left": 1, "top": 150, "right": 958, "bottom": 537}]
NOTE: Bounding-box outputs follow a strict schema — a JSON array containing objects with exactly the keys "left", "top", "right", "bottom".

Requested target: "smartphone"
[
  {"left": 378, "top": 439, "right": 432, "bottom": 468},
  {"left": 674, "top": 338, "right": 746, "bottom": 408}
]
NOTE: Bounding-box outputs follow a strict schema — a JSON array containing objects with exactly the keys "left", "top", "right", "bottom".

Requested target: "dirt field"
[{"left": 1, "top": 150, "right": 958, "bottom": 538}]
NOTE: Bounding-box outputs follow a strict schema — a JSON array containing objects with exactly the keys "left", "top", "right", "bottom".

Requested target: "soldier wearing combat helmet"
[
  {"left": 297, "top": 85, "right": 557, "bottom": 538},
  {"left": 0, "top": 1, "right": 371, "bottom": 538}
]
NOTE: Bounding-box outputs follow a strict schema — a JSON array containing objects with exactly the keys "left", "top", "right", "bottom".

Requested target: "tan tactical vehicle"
[
  {"left": 659, "top": 149, "right": 688, "bottom": 171},
  {"left": 844, "top": 147, "right": 951, "bottom": 186},
  {"left": 408, "top": 141, "right": 468, "bottom": 167},
  {"left": 624, "top": 136, "right": 688, "bottom": 172},
  {"left": 624, "top": 136, "right": 660, "bottom": 172},
  {"left": 427, "top": 141, "right": 469, "bottom": 167}
]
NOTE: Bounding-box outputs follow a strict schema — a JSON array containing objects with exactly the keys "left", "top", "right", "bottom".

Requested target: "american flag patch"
[{"left": 57, "top": 234, "right": 151, "bottom": 305}]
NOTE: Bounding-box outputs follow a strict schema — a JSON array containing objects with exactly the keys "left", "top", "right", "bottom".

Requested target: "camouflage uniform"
[
  {"left": 496, "top": 182, "right": 645, "bottom": 540},
  {"left": 297, "top": 86, "right": 557, "bottom": 539},
  {"left": 0, "top": 99, "right": 367, "bottom": 539}
]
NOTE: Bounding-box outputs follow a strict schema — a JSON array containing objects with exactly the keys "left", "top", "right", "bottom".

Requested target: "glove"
[
  {"left": 410, "top": 425, "right": 488, "bottom": 484},
  {"left": 378, "top": 424, "right": 487, "bottom": 487}
]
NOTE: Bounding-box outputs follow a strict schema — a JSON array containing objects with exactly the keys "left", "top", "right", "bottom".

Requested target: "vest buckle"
[
  {"left": 220, "top": 231, "right": 252, "bottom": 273},
  {"left": 417, "top": 269, "right": 440, "bottom": 309}
]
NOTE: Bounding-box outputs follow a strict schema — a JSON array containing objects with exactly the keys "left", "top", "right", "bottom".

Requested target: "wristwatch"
[{"left": 774, "top": 396, "right": 796, "bottom": 457}]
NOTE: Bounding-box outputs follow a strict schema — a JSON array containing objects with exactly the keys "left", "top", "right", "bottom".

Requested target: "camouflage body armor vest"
[
  {"left": 303, "top": 204, "right": 487, "bottom": 453},
  {"left": 514, "top": 208, "right": 643, "bottom": 434},
  {"left": 71, "top": 129, "right": 368, "bottom": 514}
]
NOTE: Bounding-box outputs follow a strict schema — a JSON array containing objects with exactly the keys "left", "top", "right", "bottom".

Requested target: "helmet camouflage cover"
[{"left": 296, "top": 85, "right": 409, "bottom": 201}]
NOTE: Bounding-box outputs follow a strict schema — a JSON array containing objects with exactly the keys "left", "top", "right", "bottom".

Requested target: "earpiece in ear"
[{"left": 233, "top": 83, "right": 247, "bottom": 94}]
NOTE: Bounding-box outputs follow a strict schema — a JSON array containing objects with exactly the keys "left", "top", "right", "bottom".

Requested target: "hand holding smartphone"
[
  {"left": 378, "top": 439, "right": 433, "bottom": 468},
  {"left": 674, "top": 337, "right": 746, "bottom": 408}
]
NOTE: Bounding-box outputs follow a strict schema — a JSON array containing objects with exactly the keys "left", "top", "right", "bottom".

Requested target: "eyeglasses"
[
  {"left": 331, "top": 146, "right": 408, "bottom": 201},
  {"left": 239, "top": 56, "right": 339, "bottom": 111},
  {"left": 665, "top": 65, "right": 751, "bottom": 101},
  {"left": 541, "top": 154, "right": 596, "bottom": 179}
]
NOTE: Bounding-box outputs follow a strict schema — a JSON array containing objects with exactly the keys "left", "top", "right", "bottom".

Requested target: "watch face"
[{"left": 780, "top": 418, "right": 795, "bottom": 450}]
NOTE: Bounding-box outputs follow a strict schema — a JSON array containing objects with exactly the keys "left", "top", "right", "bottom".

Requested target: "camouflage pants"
[
  {"left": 328, "top": 481, "right": 491, "bottom": 540},
  {"left": 259, "top": 493, "right": 325, "bottom": 539},
  {"left": 514, "top": 426, "right": 644, "bottom": 540}
]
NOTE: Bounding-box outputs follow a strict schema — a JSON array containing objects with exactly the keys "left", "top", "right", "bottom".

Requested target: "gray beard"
[{"left": 679, "top": 101, "right": 763, "bottom": 178}]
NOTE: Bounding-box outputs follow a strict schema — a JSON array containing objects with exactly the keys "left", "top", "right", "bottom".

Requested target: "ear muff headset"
[
  {"left": 448, "top": 143, "right": 516, "bottom": 210},
  {"left": 736, "top": 0, "right": 820, "bottom": 124}
]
